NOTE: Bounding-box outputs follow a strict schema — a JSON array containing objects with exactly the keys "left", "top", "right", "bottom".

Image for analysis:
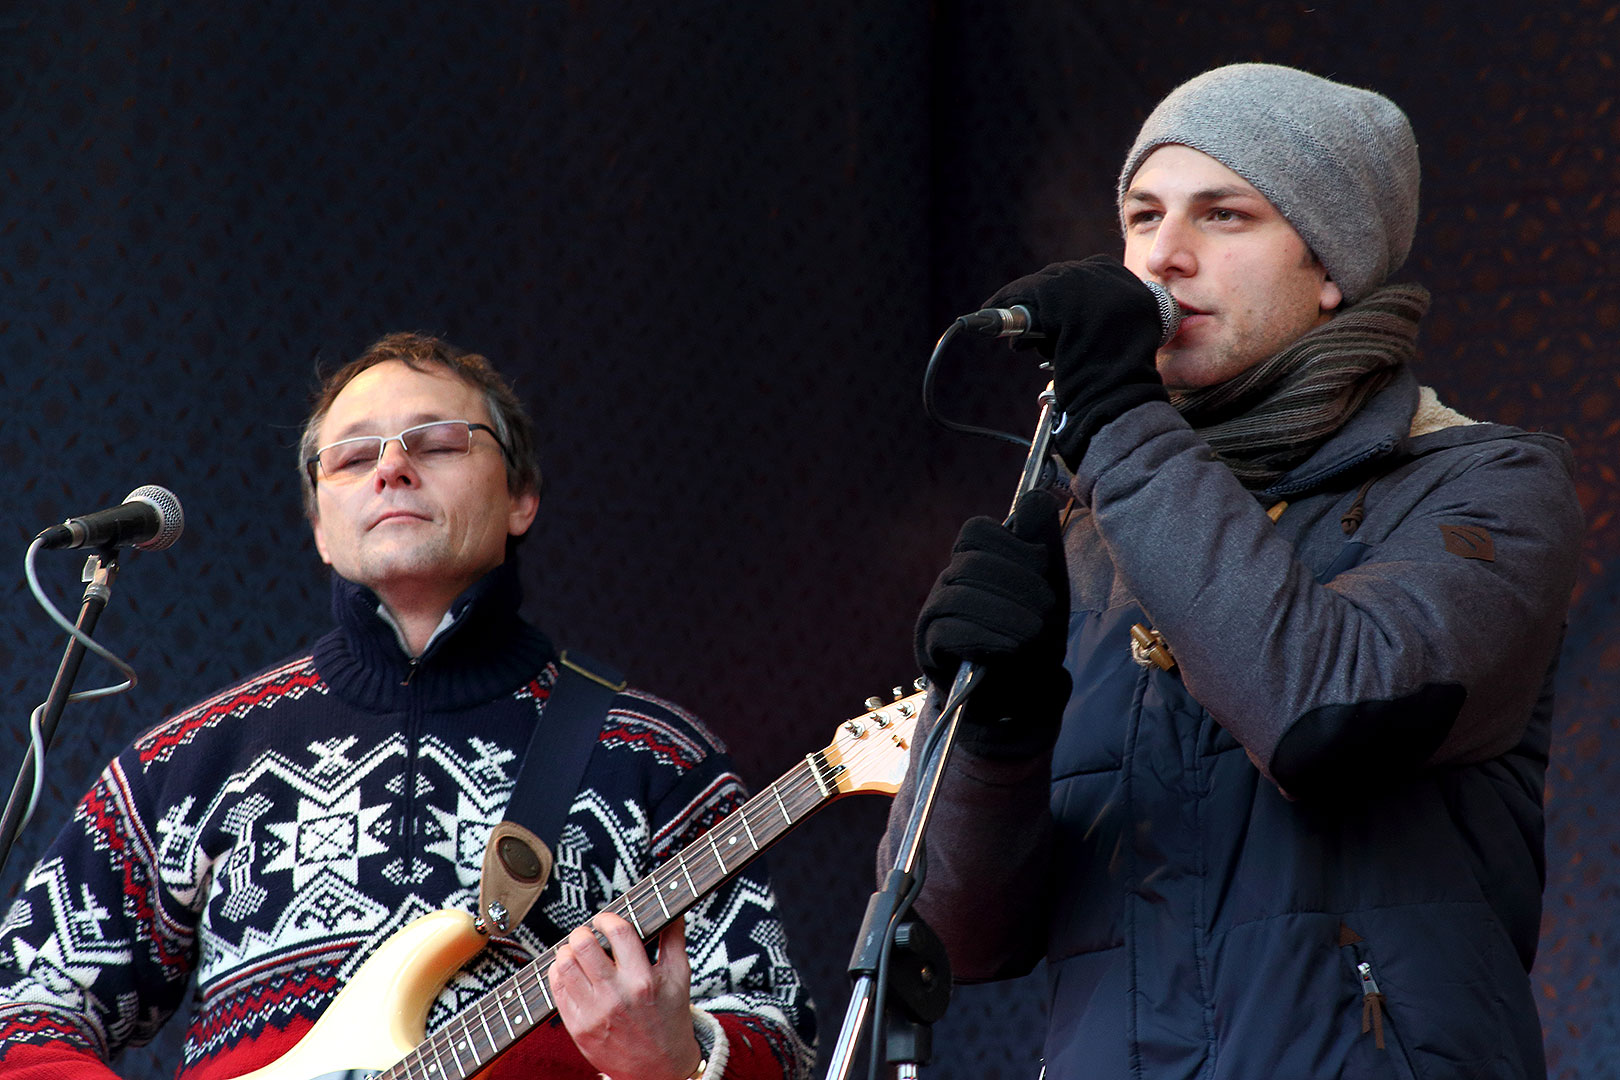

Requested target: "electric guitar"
[{"left": 232, "top": 687, "right": 926, "bottom": 1080}]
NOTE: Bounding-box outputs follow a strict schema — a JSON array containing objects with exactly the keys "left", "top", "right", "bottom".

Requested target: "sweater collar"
[{"left": 311, "top": 557, "right": 555, "bottom": 712}]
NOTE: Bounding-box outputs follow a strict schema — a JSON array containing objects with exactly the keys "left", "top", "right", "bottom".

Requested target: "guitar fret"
[
  {"left": 710, "top": 831, "right": 727, "bottom": 875},
  {"left": 427, "top": 1030, "right": 453, "bottom": 1079},
  {"left": 680, "top": 858, "right": 698, "bottom": 896},
  {"left": 514, "top": 966, "right": 544, "bottom": 1022},
  {"left": 502, "top": 978, "right": 531, "bottom": 1030},
  {"left": 739, "top": 806, "right": 759, "bottom": 849},
  {"left": 447, "top": 1023, "right": 470, "bottom": 1080},
  {"left": 771, "top": 782, "right": 792, "bottom": 824},
  {"left": 455, "top": 1016, "right": 479, "bottom": 1076},
  {"left": 536, "top": 964, "right": 555, "bottom": 1010},
  {"left": 474, "top": 1004, "right": 492, "bottom": 1052},
  {"left": 653, "top": 875, "right": 672, "bottom": 919},
  {"left": 493, "top": 993, "right": 516, "bottom": 1042}
]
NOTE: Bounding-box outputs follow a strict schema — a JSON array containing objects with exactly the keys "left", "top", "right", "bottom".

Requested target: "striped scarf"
[{"left": 1169, "top": 284, "right": 1430, "bottom": 489}]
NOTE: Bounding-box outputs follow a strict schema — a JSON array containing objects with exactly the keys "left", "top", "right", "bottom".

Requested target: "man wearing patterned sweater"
[{"left": 0, "top": 333, "right": 816, "bottom": 1080}]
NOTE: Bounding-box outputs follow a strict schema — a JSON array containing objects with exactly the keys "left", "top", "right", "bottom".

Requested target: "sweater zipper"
[{"left": 400, "top": 653, "right": 426, "bottom": 874}]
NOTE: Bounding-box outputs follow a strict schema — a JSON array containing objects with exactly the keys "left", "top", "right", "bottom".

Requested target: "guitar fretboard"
[{"left": 377, "top": 748, "right": 843, "bottom": 1080}]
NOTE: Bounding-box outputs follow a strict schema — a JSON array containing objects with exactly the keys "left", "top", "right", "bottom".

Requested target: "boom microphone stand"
[{"left": 825, "top": 381, "right": 1061, "bottom": 1080}]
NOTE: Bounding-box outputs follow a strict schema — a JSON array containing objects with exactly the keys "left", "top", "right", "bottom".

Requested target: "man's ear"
[
  {"left": 507, "top": 489, "right": 540, "bottom": 537},
  {"left": 310, "top": 513, "right": 334, "bottom": 566},
  {"left": 1320, "top": 277, "right": 1344, "bottom": 313}
]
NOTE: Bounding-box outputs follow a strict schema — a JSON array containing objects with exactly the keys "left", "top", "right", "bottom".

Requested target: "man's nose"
[
  {"left": 1145, "top": 213, "right": 1197, "bottom": 279},
  {"left": 373, "top": 438, "right": 418, "bottom": 488}
]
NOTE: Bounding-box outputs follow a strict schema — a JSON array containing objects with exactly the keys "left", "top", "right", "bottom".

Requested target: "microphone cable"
[
  {"left": 921, "top": 318, "right": 1040, "bottom": 450},
  {"left": 17, "top": 537, "right": 139, "bottom": 832}
]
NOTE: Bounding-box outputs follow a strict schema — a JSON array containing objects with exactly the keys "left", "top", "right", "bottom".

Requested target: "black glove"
[
  {"left": 983, "top": 255, "right": 1169, "bottom": 468},
  {"left": 914, "top": 490, "right": 1072, "bottom": 758}
]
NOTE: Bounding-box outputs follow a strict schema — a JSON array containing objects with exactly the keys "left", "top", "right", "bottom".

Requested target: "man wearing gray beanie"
[{"left": 882, "top": 63, "right": 1581, "bottom": 1078}]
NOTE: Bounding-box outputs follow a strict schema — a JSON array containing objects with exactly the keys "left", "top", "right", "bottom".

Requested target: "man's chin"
[
  {"left": 343, "top": 542, "right": 449, "bottom": 586},
  {"left": 1156, "top": 347, "right": 1249, "bottom": 392}
]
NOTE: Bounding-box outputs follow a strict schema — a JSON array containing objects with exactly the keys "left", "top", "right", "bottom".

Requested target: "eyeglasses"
[{"left": 305, "top": 420, "right": 509, "bottom": 487}]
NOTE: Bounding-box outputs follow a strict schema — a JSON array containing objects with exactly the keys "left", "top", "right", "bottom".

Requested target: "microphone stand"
[
  {"left": 825, "top": 382, "right": 1061, "bottom": 1080},
  {"left": 0, "top": 550, "right": 120, "bottom": 877}
]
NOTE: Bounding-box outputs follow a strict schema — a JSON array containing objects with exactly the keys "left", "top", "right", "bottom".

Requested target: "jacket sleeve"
[
  {"left": 1075, "top": 400, "right": 1583, "bottom": 797},
  {"left": 0, "top": 754, "right": 201, "bottom": 1076},
  {"left": 874, "top": 696, "right": 1056, "bottom": 982}
]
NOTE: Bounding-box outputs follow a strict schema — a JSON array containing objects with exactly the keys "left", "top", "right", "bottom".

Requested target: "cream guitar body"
[
  {"left": 229, "top": 688, "right": 926, "bottom": 1080},
  {"left": 230, "top": 909, "right": 485, "bottom": 1079}
]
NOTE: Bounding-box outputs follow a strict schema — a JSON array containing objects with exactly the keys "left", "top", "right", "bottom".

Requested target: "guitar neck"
[{"left": 379, "top": 748, "right": 844, "bottom": 1079}]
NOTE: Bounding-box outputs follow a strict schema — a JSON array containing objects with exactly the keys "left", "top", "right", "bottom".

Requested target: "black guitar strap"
[
  {"left": 478, "top": 648, "right": 625, "bottom": 940},
  {"left": 513, "top": 648, "right": 626, "bottom": 852}
]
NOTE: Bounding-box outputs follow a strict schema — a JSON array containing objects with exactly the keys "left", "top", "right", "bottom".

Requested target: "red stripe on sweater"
[
  {"left": 76, "top": 774, "right": 191, "bottom": 975},
  {"left": 139, "top": 667, "right": 324, "bottom": 765}
]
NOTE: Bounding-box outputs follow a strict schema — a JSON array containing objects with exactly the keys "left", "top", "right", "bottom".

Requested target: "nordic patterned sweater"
[{"left": 0, "top": 559, "right": 817, "bottom": 1080}]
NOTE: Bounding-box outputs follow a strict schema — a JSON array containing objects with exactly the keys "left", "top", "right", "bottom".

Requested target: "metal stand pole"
[{"left": 825, "top": 384, "right": 1060, "bottom": 1080}]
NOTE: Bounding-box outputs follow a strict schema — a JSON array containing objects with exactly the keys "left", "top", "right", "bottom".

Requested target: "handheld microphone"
[
  {"left": 962, "top": 280, "right": 1184, "bottom": 346},
  {"left": 37, "top": 485, "right": 185, "bottom": 552}
]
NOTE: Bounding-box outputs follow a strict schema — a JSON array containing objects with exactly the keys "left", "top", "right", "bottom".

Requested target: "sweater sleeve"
[
  {"left": 591, "top": 690, "right": 818, "bottom": 1080},
  {"left": 0, "top": 754, "right": 203, "bottom": 1075},
  {"left": 1074, "top": 400, "right": 1584, "bottom": 797}
]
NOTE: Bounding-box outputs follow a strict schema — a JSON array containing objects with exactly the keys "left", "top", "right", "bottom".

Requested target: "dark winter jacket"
[{"left": 890, "top": 370, "right": 1581, "bottom": 1079}]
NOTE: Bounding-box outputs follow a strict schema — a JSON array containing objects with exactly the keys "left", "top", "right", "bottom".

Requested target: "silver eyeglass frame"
[{"left": 304, "top": 420, "right": 509, "bottom": 487}]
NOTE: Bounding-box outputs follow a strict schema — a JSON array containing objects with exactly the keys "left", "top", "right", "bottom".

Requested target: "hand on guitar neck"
[{"left": 551, "top": 911, "right": 705, "bottom": 1080}]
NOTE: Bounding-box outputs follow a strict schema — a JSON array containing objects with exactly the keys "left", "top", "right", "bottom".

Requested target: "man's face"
[
  {"left": 309, "top": 360, "right": 538, "bottom": 605},
  {"left": 1121, "top": 144, "right": 1343, "bottom": 390}
]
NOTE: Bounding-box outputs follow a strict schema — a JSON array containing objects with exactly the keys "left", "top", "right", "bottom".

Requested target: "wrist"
[{"left": 689, "top": 1006, "right": 729, "bottom": 1080}]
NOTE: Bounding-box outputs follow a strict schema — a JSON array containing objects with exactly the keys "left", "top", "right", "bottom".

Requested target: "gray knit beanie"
[{"left": 1117, "top": 63, "right": 1420, "bottom": 304}]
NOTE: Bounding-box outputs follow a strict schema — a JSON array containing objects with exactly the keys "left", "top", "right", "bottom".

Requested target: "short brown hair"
[{"left": 300, "top": 332, "right": 543, "bottom": 518}]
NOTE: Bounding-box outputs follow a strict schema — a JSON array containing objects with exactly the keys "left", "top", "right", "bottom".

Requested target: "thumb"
[{"left": 1004, "top": 489, "right": 1062, "bottom": 547}]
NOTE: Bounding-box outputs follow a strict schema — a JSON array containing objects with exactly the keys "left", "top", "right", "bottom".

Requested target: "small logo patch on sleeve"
[{"left": 1440, "top": 524, "right": 1495, "bottom": 562}]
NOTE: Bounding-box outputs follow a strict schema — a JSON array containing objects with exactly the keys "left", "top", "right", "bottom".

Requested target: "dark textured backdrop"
[{"left": 2, "top": 3, "right": 1616, "bottom": 1078}]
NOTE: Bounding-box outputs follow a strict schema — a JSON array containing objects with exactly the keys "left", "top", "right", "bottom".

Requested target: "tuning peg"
[
  {"left": 914, "top": 676, "right": 928, "bottom": 691},
  {"left": 892, "top": 686, "right": 905, "bottom": 700},
  {"left": 864, "top": 696, "right": 884, "bottom": 710}
]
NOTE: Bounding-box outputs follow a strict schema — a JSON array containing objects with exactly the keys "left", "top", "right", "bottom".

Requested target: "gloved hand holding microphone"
[{"left": 979, "top": 255, "right": 1176, "bottom": 469}]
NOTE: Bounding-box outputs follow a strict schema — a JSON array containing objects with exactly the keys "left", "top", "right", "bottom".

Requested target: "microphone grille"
[
  {"left": 1144, "top": 280, "right": 1183, "bottom": 346},
  {"left": 124, "top": 485, "right": 185, "bottom": 551}
]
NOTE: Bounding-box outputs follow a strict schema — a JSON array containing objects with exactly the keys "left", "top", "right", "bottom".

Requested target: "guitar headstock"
[{"left": 819, "top": 681, "right": 929, "bottom": 797}]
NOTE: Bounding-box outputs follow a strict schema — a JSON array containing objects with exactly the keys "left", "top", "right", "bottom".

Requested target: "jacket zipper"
[{"left": 1357, "top": 960, "right": 1387, "bottom": 1050}]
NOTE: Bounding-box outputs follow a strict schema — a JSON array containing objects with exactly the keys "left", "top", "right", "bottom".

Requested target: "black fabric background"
[{"left": 2, "top": 3, "right": 1616, "bottom": 1077}]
